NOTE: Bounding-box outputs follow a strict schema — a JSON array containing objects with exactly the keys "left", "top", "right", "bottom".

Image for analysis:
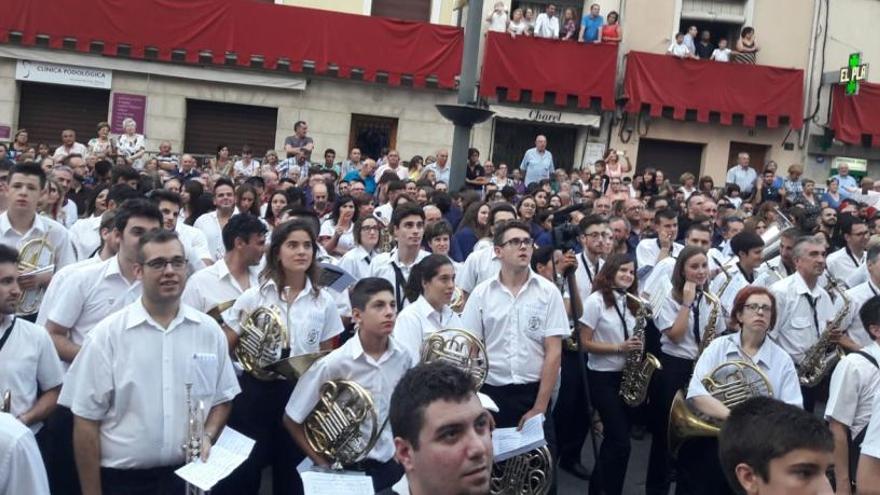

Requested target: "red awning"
[
  {"left": 830, "top": 82, "right": 880, "bottom": 147},
  {"left": 479, "top": 32, "right": 617, "bottom": 110},
  {"left": 0, "top": 0, "right": 463, "bottom": 89},
  {"left": 623, "top": 51, "right": 804, "bottom": 129}
]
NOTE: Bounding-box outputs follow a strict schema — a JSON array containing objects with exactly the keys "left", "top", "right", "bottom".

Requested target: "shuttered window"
[
  {"left": 17, "top": 82, "right": 110, "bottom": 150},
  {"left": 371, "top": 0, "right": 431, "bottom": 22},
  {"left": 184, "top": 99, "right": 278, "bottom": 156}
]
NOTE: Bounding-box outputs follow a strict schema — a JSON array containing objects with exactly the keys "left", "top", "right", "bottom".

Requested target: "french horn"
[
  {"left": 17, "top": 235, "right": 54, "bottom": 316},
  {"left": 490, "top": 445, "right": 553, "bottom": 495},
  {"left": 234, "top": 305, "right": 289, "bottom": 381},
  {"left": 421, "top": 328, "right": 488, "bottom": 389},
  {"left": 207, "top": 299, "right": 236, "bottom": 325},
  {"left": 304, "top": 379, "right": 380, "bottom": 470},
  {"left": 449, "top": 286, "right": 466, "bottom": 313}
]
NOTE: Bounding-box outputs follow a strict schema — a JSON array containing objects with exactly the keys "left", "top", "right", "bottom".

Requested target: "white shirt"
[
  {"left": 115, "top": 133, "right": 146, "bottom": 169},
  {"left": 58, "top": 300, "right": 240, "bottom": 469},
  {"left": 826, "top": 247, "right": 865, "bottom": 288},
  {"left": 847, "top": 265, "right": 869, "bottom": 289},
  {"left": 635, "top": 238, "right": 684, "bottom": 270},
  {"left": 0, "top": 316, "right": 64, "bottom": 434},
  {"left": 61, "top": 200, "right": 78, "bottom": 229},
  {"left": 769, "top": 272, "right": 835, "bottom": 364},
  {"left": 373, "top": 203, "right": 393, "bottom": 225},
  {"left": 223, "top": 279, "right": 343, "bottom": 357},
  {"left": 393, "top": 295, "right": 462, "bottom": 362},
  {"left": 708, "top": 263, "right": 756, "bottom": 318},
  {"left": 753, "top": 256, "right": 791, "bottom": 288},
  {"left": 711, "top": 48, "right": 731, "bottom": 62},
  {"left": 233, "top": 159, "right": 260, "bottom": 178},
  {"left": 69, "top": 215, "right": 102, "bottom": 261},
  {"left": 374, "top": 165, "right": 410, "bottom": 181},
  {"left": 841, "top": 279, "right": 880, "bottom": 349},
  {"left": 285, "top": 334, "right": 414, "bottom": 462},
  {"left": 858, "top": 380, "right": 880, "bottom": 459},
  {"left": 0, "top": 412, "right": 50, "bottom": 494},
  {"left": 43, "top": 255, "right": 142, "bottom": 349},
  {"left": 337, "top": 245, "right": 376, "bottom": 282},
  {"left": 686, "top": 333, "right": 802, "bottom": 407},
  {"left": 668, "top": 41, "right": 691, "bottom": 58},
  {"left": 460, "top": 270, "right": 568, "bottom": 385},
  {"left": 580, "top": 291, "right": 636, "bottom": 372},
  {"left": 182, "top": 259, "right": 260, "bottom": 315},
  {"left": 319, "top": 220, "right": 355, "bottom": 252},
  {"left": 176, "top": 222, "right": 212, "bottom": 273},
  {"left": 459, "top": 246, "right": 501, "bottom": 293},
  {"left": 193, "top": 209, "right": 238, "bottom": 261},
  {"left": 0, "top": 212, "right": 75, "bottom": 271},
  {"left": 488, "top": 10, "right": 509, "bottom": 32},
  {"left": 52, "top": 142, "right": 88, "bottom": 163},
  {"left": 533, "top": 13, "right": 559, "bottom": 38},
  {"left": 574, "top": 253, "right": 603, "bottom": 305},
  {"left": 642, "top": 257, "right": 675, "bottom": 309},
  {"left": 825, "top": 342, "right": 880, "bottom": 437},
  {"left": 368, "top": 248, "right": 431, "bottom": 308},
  {"left": 654, "top": 291, "right": 727, "bottom": 360},
  {"left": 36, "top": 255, "right": 104, "bottom": 326}
]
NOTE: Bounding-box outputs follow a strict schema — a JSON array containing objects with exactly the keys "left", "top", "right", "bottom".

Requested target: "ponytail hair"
[{"left": 404, "top": 254, "right": 453, "bottom": 304}]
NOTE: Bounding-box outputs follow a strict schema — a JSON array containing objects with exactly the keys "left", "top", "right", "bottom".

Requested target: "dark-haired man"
[
  {"left": 150, "top": 189, "right": 213, "bottom": 271},
  {"left": 194, "top": 179, "right": 238, "bottom": 261},
  {"left": 458, "top": 204, "right": 517, "bottom": 297},
  {"left": 369, "top": 204, "right": 430, "bottom": 310},
  {"left": 842, "top": 244, "right": 880, "bottom": 348},
  {"left": 635, "top": 208, "right": 683, "bottom": 277},
  {"left": 70, "top": 184, "right": 139, "bottom": 261},
  {"left": 754, "top": 227, "right": 799, "bottom": 288},
  {"left": 826, "top": 217, "right": 870, "bottom": 287},
  {"left": 391, "top": 362, "right": 493, "bottom": 495},
  {"left": 574, "top": 214, "right": 608, "bottom": 304},
  {"left": 709, "top": 231, "right": 765, "bottom": 315}
]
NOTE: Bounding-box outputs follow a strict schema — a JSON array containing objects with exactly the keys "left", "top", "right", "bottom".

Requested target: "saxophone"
[
  {"left": 797, "top": 277, "right": 849, "bottom": 387},
  {"left": 182, "top": 383, "right": 206, "bottom": 495},
  {"left": 696, "top": 290, "right": 722, "bottom": 358},
  {"left": 619, "top": 292, "right": 662, "bottom": 407}
]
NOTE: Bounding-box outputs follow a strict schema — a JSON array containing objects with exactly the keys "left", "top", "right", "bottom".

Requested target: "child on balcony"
[{"left": 711, "top": 38, "right": 732, "bottom": 62}]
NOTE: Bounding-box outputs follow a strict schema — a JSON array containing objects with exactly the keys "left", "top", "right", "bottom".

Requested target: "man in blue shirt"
[
  {"left": 520, "top": 135, "right": 555, "bottom": 187},
  {"left": 343, "top": 158, "right": 378, "bottom": 194},
  {"left": 725, "top": 152, "right": 758, "bottom": 198},
  {"left": 831, "top": 162, "right": 859, "bottom": 200},
  {"left": 579, "top": 3, "right": 603, "bottom": 43}
]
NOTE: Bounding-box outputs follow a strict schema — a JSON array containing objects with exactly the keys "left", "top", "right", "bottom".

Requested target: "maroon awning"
[
  {"left": 0, "top": 0, "right": 463, "bottom": 89},
  {"left": 623, "top": 51, "right": 804, "bottom": 129},
  {"left": 479, "top": 32, "right": 617, "bottom": 110},
  {"left": 830, "top": 82, "right": 880, "bottom": 147}
]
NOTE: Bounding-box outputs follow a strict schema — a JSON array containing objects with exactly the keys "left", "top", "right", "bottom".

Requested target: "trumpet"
[
  {"left": 182, "top": 383, "right": 205, "bottom": 495},
  {"left": 17, "top": 235, "right": 54, "bottom": 316}
]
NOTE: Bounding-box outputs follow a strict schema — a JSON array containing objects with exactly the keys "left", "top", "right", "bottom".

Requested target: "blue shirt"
[
  {"left": 520, "top": 148, "right": 555, "bottom": 186},
  {"left": 832, "top": 174, "right": 859, "bottom": 200},
  {"left": 343, "top": 170, "right": 377, "bottom": 195},
  {"left": 725, "top": 165, "right": 758, "bottom": 195},
  {"left": 581, "top": 14, "right": 604, "bottom": 42}
]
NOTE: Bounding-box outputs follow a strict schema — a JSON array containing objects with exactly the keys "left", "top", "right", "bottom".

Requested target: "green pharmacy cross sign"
[{"left": 839, "top": 52, "right": 869, "bottom": 96}]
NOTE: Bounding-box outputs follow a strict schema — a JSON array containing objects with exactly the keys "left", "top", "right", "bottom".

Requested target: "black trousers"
[
  {"left": 482, "top": 382, "right": 557, "bottom": 495},
  {"left": 344, "top": 458, "right": 405, "bottom": 492},
  {"left": 801, "top": 375, "right": 830, "bottom": 413},
  {"left": 100, "top": 466, "right": 184, "bottom": 495},
  {"left": 587, "top": 370, "right": 631, "bottom": 495},
  {"left": 45, "top": 405, "right": 80, "bottom": 495},
  {"left": 675, "top": 438, "right": 733, "bottom": 495},
  {"left": 214, "top": 375, "right": 303, "bottom": 495},
  {"left": 646, "top": 352, "right": 695, "bottom": 495},
  {"left": 554, "top": 349, "right": 590, "bottom": 466}
]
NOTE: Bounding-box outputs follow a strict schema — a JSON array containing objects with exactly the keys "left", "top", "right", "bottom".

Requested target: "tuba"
[
  {"left": 304, "top": 380, "right": 380, "bottom": 470},
  {"left": 668, "top": 360, "right": 773, "bottom": 457},
  {"left": 797, "top": 275, "right": 849, "bottom": 387},
  {"left": 234, "top": 305, "right": 289, "bottom": 381},
  {"left": 619, "top": 292, "right": 662, "bottom": 407},
  {"left": 421, "top": 328, "right": 489, "bottom": 389},
  {"left": 760, "top": 207, "right": 794, "bottom": 261},
  {"left": 490, "top": 445, "right": 553, "bottom": 495},
  {"left": 17, "top": 235, "right": 54, "bottom": 316},
  {"left": 182, "top": 383, "right": 206, "bottom": 495},
  {"left": 1, "top": 390, "right": 10, "bottom": 413}
]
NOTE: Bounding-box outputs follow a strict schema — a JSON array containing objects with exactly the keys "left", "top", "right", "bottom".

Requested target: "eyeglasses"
[
  {"left": 143, "top": 256, "right": 187, "bottom": 270},
  {"left": 501, "top": 237, "right": 533, "bottom": 249},
  {"left": 743, "top": 303, "right": 772, "bottom": 314}
]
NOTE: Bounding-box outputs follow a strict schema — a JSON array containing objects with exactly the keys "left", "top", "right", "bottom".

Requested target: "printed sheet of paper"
[
  {"left": 175, "top": 427, "right": 256, "bottom": 491},
  {"left": 491, "top": 413, "right": 547, "bottom": 462},
  {"left": 301, "top": 470, "right": 374, "bottom": 495},
  {"left": 319, "top": 263, "right": 357, "bottom": 292}
]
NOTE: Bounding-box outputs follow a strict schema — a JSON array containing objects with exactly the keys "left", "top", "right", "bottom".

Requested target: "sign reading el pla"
[{"left": 839, "top": 52, "right": 869, "bottom": 96}]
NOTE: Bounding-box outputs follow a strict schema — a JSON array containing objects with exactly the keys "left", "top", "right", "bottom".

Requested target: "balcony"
[
  {"left": 0, "top": 0, "right": 463, "bottom": 89},
  {"left": 622, "top": 51, "right": 804, "bottom": 129},
  {"left": 830, "top": 82, "right": 880, "bottom": 147},
  {"left": 479, "top": 32, "right": 617, "bottom": 111}
]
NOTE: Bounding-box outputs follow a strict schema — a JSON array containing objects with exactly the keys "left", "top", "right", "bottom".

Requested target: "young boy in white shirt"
[{"left": 711, "top": 38, "right": 732, "bottom": 62}]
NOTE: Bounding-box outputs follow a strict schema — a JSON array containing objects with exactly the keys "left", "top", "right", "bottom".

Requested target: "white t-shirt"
[
  {"left": 319, "top": 220, "right": 355, "bottom": 252},
  {"left": 711, "top": 48, "right": 731, "bottom": 62},
  {"left": 488, "top": 11, "right": 509, "bottom": 32},
  {"left": 668, "top": 42, "right": 691, "bottom": 58},
  {"left": 579, "top": 291, "right": 636, "bottom": 372}
]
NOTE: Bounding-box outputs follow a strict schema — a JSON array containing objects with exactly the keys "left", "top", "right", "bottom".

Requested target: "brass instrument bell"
[{"left": 304, "top": 379, "right": 380, "bottom": 470}]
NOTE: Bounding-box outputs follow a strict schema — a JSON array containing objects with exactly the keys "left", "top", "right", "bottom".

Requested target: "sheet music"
[
  {"left": 301, "top": 470, "right": 374, "bottom": 495},
  {"left": 319, "top": 263, "right": 357, "bottom": 292},
  {"left": 491, "top": 413, "right": 547, "bottom": 462},
  {"left": 175, "top": 427, "right": 256, "bottom": 491}
]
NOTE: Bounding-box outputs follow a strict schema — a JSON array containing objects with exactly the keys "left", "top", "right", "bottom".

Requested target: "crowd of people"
[{"left": 0, "top": 116, "right": 879, "bottom": 495}]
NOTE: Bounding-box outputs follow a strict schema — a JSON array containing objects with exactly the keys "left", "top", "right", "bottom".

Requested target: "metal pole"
[{"left": 448, "top": 0, "right": 484, "bottom": 192}]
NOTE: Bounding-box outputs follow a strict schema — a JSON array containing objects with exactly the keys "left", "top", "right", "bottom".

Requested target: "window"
[
  {"left": 18, "top": 82, "right": 110, "bottom": 150},
  {"left": 636, "top": 138, "right": 705, "bottom": 186},
  {"left": 184, "top": 99, "right": 277, "bottom": 156},
  {"left": 492, "top": 118, "right": 577, "bottom": 172},
  {"left": 678, "top": 0, "right": 751, "bottom": 51},
  {"left": 371, "top": 0, "right": 431, "bottom": 21},
  {"left": 349, "top": 114, "right": 398, "bottom": 161},
  {"left": 513, "top": 0, "right": 584, "bottom": 29}
]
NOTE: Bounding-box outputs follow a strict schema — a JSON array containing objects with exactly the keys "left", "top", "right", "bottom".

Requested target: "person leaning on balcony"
[
  {"left": 711, "top": 38, "right": 732, "bottom": 62},
  {"left": 579, "top": 3, "right": 603, "bottom": 43},
  {"left": 533, "top": 3, "right": 559, "bottom": 39},
  {"left": 600, "top": 11, "right": 623, "bottom": 44},
  {"left": 508, "top": 8, "right": 529, "bottom": 37},
  {"left": 667, "top": 32, "right": 698, "bottom": 59},
  {"left": 560, "top": 7, "right": 578, "bottom": 41},
  {"left": 733, "top": 26, "right": 759, "bottom": 64},
  {"left": 485, "top": 1, "right": 509, "bottom": 33}
]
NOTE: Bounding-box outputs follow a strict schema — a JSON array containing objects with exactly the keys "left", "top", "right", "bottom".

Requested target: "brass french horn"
[
  {"left": 207, "top": 299, "right": 236, "bottom": 325},
  {"left": 490, "top": 445, "right": 553, "bottom": 495},
  {"left": 449, "top": 286, "right": 466, "bottom": 313},
  {"left": 303, "top": 380, "right": 380, "bottom": 470},
  {"left": 17, "top": 235, "right": 54, "bottom": 316},
  {"left": 421, "top": 328, "right": 488, "bottom": 389}
]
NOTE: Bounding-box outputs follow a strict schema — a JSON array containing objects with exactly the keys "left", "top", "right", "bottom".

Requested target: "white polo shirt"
[
  {"left": 825, "top": 342, "right": 880, "bottom": 438},
  {"left": 223, "top": 279, "right": 343, "bottom": 357},
  {"left": 459, "top": 246, "right": 501, "bottom": 294},
  {"left": 182, "top": 259, "right": 260, "bottom": 314},
  {"left": 36, "top": 255, "right": 104, "bottom": 326},
  {"left": 686, "top": 333, "right": 802, "bottom": 407},
  {"left": 69, "top": 215, "right": 102, "bottom": 261},
  {"left": 193, "top": 209, "right": 238, "bottom": 261},
  {"left": 826, "top": 247, "right": 865, "bottom": 288},
  {"left": 653, "top": 291, "right": 726, "bottom": 360},
  {"left": 176, "top": 222, "right": 212, "bottom": 272},
  {"left": 769, "top": 272, "right": 835, "bottom": 364},
  {"left": 58, "top": 300, "right": 240, "bottom": 469},
  {"left": 368, "top": 248, "right": 431, "bottom": 307},
  {"left": 841, "top": 280, "right": 880, "bottom": 348},
  {"left": 635, "top": 238, "right": 683, "bottom": 270},
  {"left": 337, "top": 245, "right": 377, "bottom": 282},
  {"left": 43, "top": 255, "right": 142, "bottom": 349},
  {"left": 0, "top": 412, "right": 50, "bottom": 494},
  {"left": 579, "top": 291, "right": 636, "bottom": 372},
  {"left": 393, "top": 295, "right": 463, "bottom": 361},
  {"left": 0, "top": 212, "right": 75, "bottom": 270},
  {"left": 0, "top": 316, "right": 64, "bottom": 434},
  {"left": 460, "top": 270, "right": 568, "bottom": 386},
  {"left": 574, "top": 253, "right": 603, "bottom": 306},
  {"left": 285, "top": 333, "right": 414, "bottom": 463}
]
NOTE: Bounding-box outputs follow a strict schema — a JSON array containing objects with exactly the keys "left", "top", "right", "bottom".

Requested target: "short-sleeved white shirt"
[
  {"left": 0, "top": 212, "right": 75, "bottom": 272},
  {"left": 285, "top": 334, "right": 414, "bottom": 462},
  {"left": 393, "top": 295, "right": 463, "bottom": 361},
  {"left": 176, "top": 222, "right": 212, "bottom": 272},
  {"left": 641, "top": 256, "right": 675, "bottom": 309},
  {"left": 36, "top": 255, "right": 103, "bottom": 326},
  {"left": 0, "top": 316, "right": 64, "bottom": 434},
  {"left": 753, "top": 256, "right": 790, "bottom": 288},
  {"left": 635, "top": 238, "right": 683, "bottom": 269},
  {"left": 686, "top": 333, "right": 802, "bottom": 407},
  {"left": 654, "top": 291, "right": 726, "bottom": 360},
  {"left": 58, "top": 300, "right": 240, "bottom": 469},
  {"left": 0, "top": 412, "right": 50, "bottom": 494},
  {"left": 337, "top": 245, "right": 376, "bottom": 282},
  {"left": 858, "top": 378, "right": 880, "bottom": 459},
  {"left": 826, "top": 247, "right": 865, "bottom": 288},
  {"left": 193, "top": 209, "right": 238, "bottom": 261},
  {"left": 459, "top": 246, "right": 501, "bottom": 294},
  {"left": 769, "top": 273, "right": 835, "bottom": 364},
  {"left": 69, "top": 215, "right": 102, "bottom": 261},
  {"left": 459, "top": 270, "right": 568, "bottom": 386},
  {"left": 319, "top": 220, "right": 355, "bottom": 252},
  {"left": 841, "top": 280, "right": 880, "bottom": 348},
  {"left": 824, "top": 342, "right": 880, "bottom": 437},
  {"left": 574, "top": 253, "right": 603, "bottom": 306},
  {"left": 708, "top": 263, "right": 755, "bottom": 317},
  {"left": 233, "top": 159, "right": 260, "bottom": 178},
  {"left": 368, "top": 248, "right": 431, "bottom": 307},
  {"left": 182, "top": 259, "right": 260, "bottom": 314},
  {"left": 579, "top": 291, "right": 636, "bottom": 372},
  {"left": 374, "top": 165, "right": 409, "bottom": 182},
  {"left": 222, "top": 278, "right": 343, "bottom": 357}
]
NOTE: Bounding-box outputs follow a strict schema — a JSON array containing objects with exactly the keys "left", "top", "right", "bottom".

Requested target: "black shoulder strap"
[
  {"left": 0, "top": 317, "right": 17, "bottom": 354},
  {"left": 854, "top": 350, "right": 880, "bottom": 369}
]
